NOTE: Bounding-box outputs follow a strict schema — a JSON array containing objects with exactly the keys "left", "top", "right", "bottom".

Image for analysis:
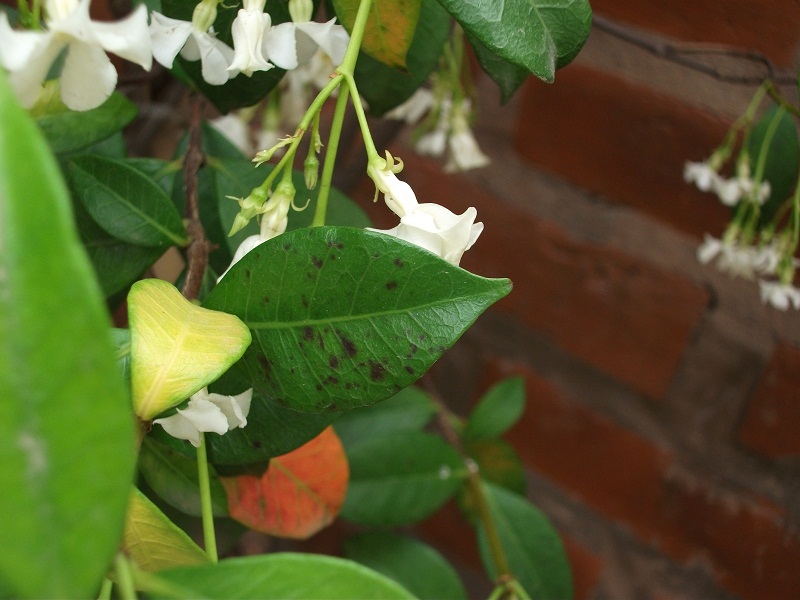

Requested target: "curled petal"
[
  {"left": 91, "top": 4, "right": 152, "bottom": 70},
  {"left": 150, "top": 12, "right": 193, "bottom": 69},
  {"left": 0, "top": 14, "right": 53, "bottom": 71},
  {"left": 184, "top": 30, "right": 235, "bottom": 85},
  {"left": 296, "top": 19, "right": 348, "bottom": 66},
  {"left": 265, "top": 21, "right": 298, "bottom": 70},
  {"left": 208, "top": 389, "right": 252, "bottom": 429},
  {"left": 177, "top": 398, "right": 230, "bottom": 435},
  {"left": 152, "top": 412, "right": 204, "bottom": 447}
]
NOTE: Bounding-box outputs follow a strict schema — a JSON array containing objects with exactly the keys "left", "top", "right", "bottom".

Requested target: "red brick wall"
[{"left": 349, "top": 6, "right": 800, "bottom": 600}]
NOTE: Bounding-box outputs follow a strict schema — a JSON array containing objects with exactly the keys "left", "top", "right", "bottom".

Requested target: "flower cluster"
[
  {"left": 367, "top": 153, "right": 483, "bottom": 266},
  {"left": 0, "top": 0, "right": 152, "bottom": 110},
  {"left": 0, "top": 0, "right": 347, "bottom": 110},
  {"left": 150, "top": 0, "right": 347, "bottom": 87},
  {"left": 154, "top": 387, "right": 253, "bottom": 447}
]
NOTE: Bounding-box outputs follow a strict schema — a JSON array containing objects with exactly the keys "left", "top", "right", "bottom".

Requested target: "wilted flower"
[
  {"left": 0, "top": 0, "right": 151, "bottom": 110},
  {"left": 153, "top": 387, "right": 253, "bottom": 447}
]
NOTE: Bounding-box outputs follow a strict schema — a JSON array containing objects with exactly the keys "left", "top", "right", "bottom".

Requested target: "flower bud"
[
  {"left": 289, "top": 0, "right": 313, "bottom": 23},
  {"left": 304, "top": 154, "right": 319, "bottom": 190},
  {"left": 192, "top": 0, "right": 220, "bottom": 32}
]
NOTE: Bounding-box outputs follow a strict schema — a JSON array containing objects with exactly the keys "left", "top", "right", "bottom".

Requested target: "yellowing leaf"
[
  {"left": 123, "top": 488, "right": 209, "bottom": 572},
  {"left": 223, "top": 427, "right": 349, "bottom": 539},
  {"left": 129, "top": 279, "right": 251, "bottom": 420},
  {"left": 333, "top": 0, "right": 420, "bottom": 68}
]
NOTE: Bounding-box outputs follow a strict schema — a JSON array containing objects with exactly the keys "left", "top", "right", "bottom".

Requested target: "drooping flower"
[
  {"left": 367, "top": 154, "right": 483, "bottom": 266},
  {"left": 150, "top": 0, "right": 236, "bottom": 86},
  {"left": 385, "top": 88, "right": 435, "bottom": 124},
  {"left": 758, "top": 280, "right": 800, "bottom": 311},
  {"left": 227, "top": 0, "right": 273, "bottom": 77},
  {"left": 443, "top": 100, "right": 490, "bottom": 173},
  {"left": 683, "top": 161, "right": 720, "bottom": 193},
  {"left": 265, "top": 0, "right": 348, "bottom": 71},
  {"left": 714, "top": 175, "right": 771, "bottom": 206},
  {"left": 153, "top": 387, "right": 253, "bottom": 447},
  {"left": 0, "top": 0, "right": 151, "bottom": 111}
]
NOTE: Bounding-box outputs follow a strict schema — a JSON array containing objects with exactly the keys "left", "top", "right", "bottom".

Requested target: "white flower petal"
[
  {"left": 190, "top": 30, "right": 235, "bottom": 85},
  {"left": 210, "top": 114, "right": 253, "bottom": 155},
  {"left": 385, "top": 88, "right": 434, "bottom": 124},
  {"left": 265, "top": 21, "right": 298, "bottom": 70},
  {"left": 60, "top": 40, "right": 117, "bottom": 110},
  {"left": 445, "top": 129, "right": 490, "bottom": 172},
  {"left": 208, "top": 388, "right": 252, "bottom": 429},
  {"left": 228, "top": 8, "right": 273, "bottom": 76},
  {"left": 91, "top": 4, "right": 152, "bottom": 70},
  {"left": 0, "top": 14, "right": 53, "bottom": 71},
  {"left": 150, "top": 12, "right": 193, "bottom": 68},
  {"left": 296, "top": 19, "right": 348, "bottom": 66},
  {"left": 415, "top": 130, "right": 446, "bottom": 156},
  {"left": 5, "top": 36, "right": 64, "bottom": 107},
  {"left": 153, "top": 413, "right": 202, "bottom": 447},
  {"left": 177, "top": 398, "right": 230, "bottom": 435},
  {"left": 217, "top": 234, "right": 266, "bottom": 282}
]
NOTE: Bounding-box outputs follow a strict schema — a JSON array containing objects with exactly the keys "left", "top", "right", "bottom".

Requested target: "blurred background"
[{"left": 334, "top": 3, "right": 800, "bottom": 599}]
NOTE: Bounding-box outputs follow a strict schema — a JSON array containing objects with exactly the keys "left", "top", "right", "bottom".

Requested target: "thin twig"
[
  {"left": 592, "top": 13, "right": 796, "bottom": 86},
  {"left": 181, "top": 94, "right": 211, "bottom": 300}
]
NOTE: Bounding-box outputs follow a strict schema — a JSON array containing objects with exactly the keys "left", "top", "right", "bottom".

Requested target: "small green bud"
[
  {"left": 304, "top": 155, "right": 319, "bottom": 190},
  {"left": 191, "top": 0, "right": 219, "bottom": 32}
]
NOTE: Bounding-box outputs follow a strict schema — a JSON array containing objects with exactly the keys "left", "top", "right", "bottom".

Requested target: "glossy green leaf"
[
  {"left": 465, "top": 438, "right": 527, "bottom": 496},
  {"left": 334, "top": 0, "right": 421, "bottom": 68},
  {"left": 341, "top": 431, "right": 465, "bottom": 526},
  {"left": 334, "top": 386, "right": 437, "bottom": 449},
  {"left": 464, "top": 376, "right": 525, "bottom": 441},
  {"left": 127, "top": 157, "right": 181, "bottom": 195},
  {"left": 746, "top": 105, "right": 800, "bottom": 224},
  {"left": 345, "top": 532, "right": 468, "bottom": 600},
  {"left": 355, "top": 0, "right": 450, "bottom": 116},
  {"left": 436, "top": 0, "right": 592, "bottom": 82},
  {"left": 139, "top": 438, "right": 229, "bottom": 517},
  {"left": 123, "top": 487, "right": 210, "bottom": 572},
  {"left": 72, "top": 196, "right": 164, "bottom": 297},
  {"left": 156, "top": 553, "right": 415, "bottom": 599},
  {"left": 67, "top": 153, "right": 188, "bottom": 248},
  {"left": 31, "top": 85, "right": 137, "bottom": 154},
  {"left": 204, "top": 226, "right": 511, "bottom": 413},
  {"left": 468, "top": 32, "right": 528, "bottom": 104},
  {"left": 0, "top": 68, "right": 136, "bottom": 598},
  {"left": 476, "top": 483, "right": 572, "bottom": 599}
]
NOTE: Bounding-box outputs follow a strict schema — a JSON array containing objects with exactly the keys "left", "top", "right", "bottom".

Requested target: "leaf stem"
[
  {"left": 197, "top": 432, "right": 218, "bottom": 563},
  {"left": 97, "top": 578, "right": 113, "bottom": 600},
  {"left": 114, "top": 553, "right": 137, "bottom": 600},
  {"left": 311, "top": 85, "right": 351, "bottom": 227}
]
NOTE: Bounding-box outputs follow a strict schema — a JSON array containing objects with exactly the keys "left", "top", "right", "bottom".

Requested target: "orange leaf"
[{"left": 222, "top": 427, "right": 349, "bottom": 539}]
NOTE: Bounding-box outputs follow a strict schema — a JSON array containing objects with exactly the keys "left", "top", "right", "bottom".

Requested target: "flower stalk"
[{"left": 197, "top": 433, "right": 219, "bottom": 563}]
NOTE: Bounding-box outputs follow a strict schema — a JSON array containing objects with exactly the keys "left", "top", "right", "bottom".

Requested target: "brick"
[
  {"left": 493, "top": 360, "right": 800, "bottom": 600},
  {"left": 592, "top": 0, "right": 800, "bottom": 67},
  {"left": 515, "top": 64, "right": 731, "bottom": 239},
  {"left": 357, "top": 151, "right": 709, "bottom": 400},
  {"left": 738, "top": 343, "right": 800, "bottom": 458},
  {"left": 562, "top": 537, "right": 604, "bottom": 600}
]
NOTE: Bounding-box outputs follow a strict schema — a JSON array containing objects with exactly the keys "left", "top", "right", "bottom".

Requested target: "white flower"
[
  {"left": 367, "top": 155, "right": 483, "bottom": 266},
  {"left": 415, "top": 129, "right": 447, "bottom": 157},
  {"left": 150, "top": 7, "right": 236, "bottom": 86},
  {"left": 210, "top": 113, "right": 253, "bottom": 155},
  {"left": 714, "top": 176, "right": 771, "bottom": 206},
  {"left": 697, "top": 233, "right": 724, "bottom": 264},
  {"left": 444, "top": 105, "right": 490, "bottom": 172},
  {"left": 0, "top": 0, "right": 151, "bottom": 111},
  {"left": 153, "top": 387, "right": 253, "bottom": 447},
  {"left": 228, "top": 0, "right": 273, "bottom": 76},
  {"left": 684, "top": 161, "right": 720, "bottom": 193},
  {"left": 371, "top": 203, "right": 484, "bottom": 266},
  {"left": 697, "top": 233, "right": 760, "bottom": 280},
  {"left": 266, "top": 17, "right": 348, "bottom": 70},
  {"left": 385, "top": 88, "right": 435, "bottom": 124},
  {"left": 759, "top": 280, "right": 800, "bottom": 310}
]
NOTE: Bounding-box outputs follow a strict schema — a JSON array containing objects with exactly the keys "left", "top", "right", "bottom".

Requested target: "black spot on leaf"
[
  {"left": 368, "top": 360, "right": 387, "bottom": 382},
  {"left": 386, "top": 280, "right": 397, "bottom": 290}
]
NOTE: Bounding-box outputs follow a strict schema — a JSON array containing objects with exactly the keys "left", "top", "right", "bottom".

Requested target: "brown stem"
[
  {"left": 181, "top": 94, "right": 211, "bottom": 300},
  {"left": 422, "top": 377, "right": 513, "bottom": 582}
]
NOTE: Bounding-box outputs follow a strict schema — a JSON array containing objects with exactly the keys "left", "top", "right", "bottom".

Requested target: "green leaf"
[
  {"left": 345, "top": 532, "right": 468, "bottom": 600},
  {"left": 126, "top": 157, "right": 181, "bottom": 195},
  {"left": 334, "top": 386, "right": 437, "bottom": 449},
  {"left": 435, "top": 0, "right": 592, "bottom": 82},
  {"left": 476, "top": 483, "right": 572, "bottom": 599},
  {"left": 139, "top": 438, "right": 229, "bottom": 517},
  {"left": 123, "top": 487, "right": 210, "bottom": 572},
  {"left": 464, "top": 376, "right": 525, "bottom": 441},
  {"left": 31, "top": 86, "right": 137, "bottom": 154},
  {"left": 67, "top": 154, "right": 188, "bottom": 248},
  {"left": 746, "top": 105, "right": 800, "bottom": 224},
  {"left": 156, "top": 553, "right": 415, "bottom": 599},
  {"left": 0, "top": 68, "right": 136, "bottom": 598},
  {"left": 468, "top": 32, "right": 528, "bottom": 104},
  {"left": 204, "top": 227, "right": 511, "bottom": 413},
  {"left": 341, "top": 431, "right": 465, "bottom": 526},
  {"left": 72, "top": 196, "right": 165, "bottom": 297},
  {"left": 355, "top": 0, "right": 450, "bottom": 116},
  {"left": 334, "top": 0, "right": 421, "bottom": 68}
]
